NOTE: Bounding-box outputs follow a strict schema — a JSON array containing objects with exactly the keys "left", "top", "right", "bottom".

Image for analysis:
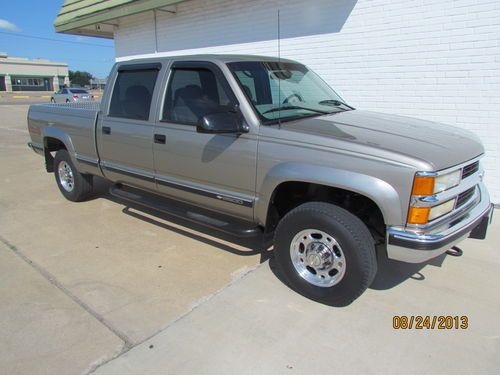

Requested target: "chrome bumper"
[{"left": 386, "top": 183, "right": 493, "bottom": 263}]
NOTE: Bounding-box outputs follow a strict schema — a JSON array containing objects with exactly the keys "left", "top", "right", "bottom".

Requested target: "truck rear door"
[{"left": 96, "top": 63, "right": 162, "bottom": 191}]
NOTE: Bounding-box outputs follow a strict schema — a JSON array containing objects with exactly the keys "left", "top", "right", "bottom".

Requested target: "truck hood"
[{"left": 279, "top": 110, "right": 484, "bottom": 170}]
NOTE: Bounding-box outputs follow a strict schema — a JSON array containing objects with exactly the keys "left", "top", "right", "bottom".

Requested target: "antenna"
[{"left": 277, "top": 9, "right": 281, "bottom": 128}]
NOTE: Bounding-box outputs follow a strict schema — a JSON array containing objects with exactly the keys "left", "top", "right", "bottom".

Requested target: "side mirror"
[{"left": 197, "top": 112, "right": 248, "bottom": 134}]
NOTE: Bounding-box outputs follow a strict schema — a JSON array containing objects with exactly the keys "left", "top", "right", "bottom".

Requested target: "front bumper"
[{"left": 386, "top": 183, "right": 493, "bottom": 263}]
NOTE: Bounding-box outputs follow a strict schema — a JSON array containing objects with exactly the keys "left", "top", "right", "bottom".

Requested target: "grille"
[
  {"left": 462, "top": 161, "right": 479, "bottom": 179},
  {"left": 456, "top": 186, "right": 476, "bottom": 208}
]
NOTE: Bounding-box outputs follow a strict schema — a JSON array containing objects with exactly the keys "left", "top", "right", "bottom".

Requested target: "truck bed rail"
[{"left": 34, "top": 102, "right": 101, "bottom": 112}]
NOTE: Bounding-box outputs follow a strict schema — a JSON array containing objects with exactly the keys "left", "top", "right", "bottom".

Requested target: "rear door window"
[{"left": 109, "top": 68, "right": 159, "bottom": 121}]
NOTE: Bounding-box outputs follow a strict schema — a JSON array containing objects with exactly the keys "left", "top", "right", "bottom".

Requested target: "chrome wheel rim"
[
  {"left": 58, "top": 161, "right": 75, "bottom": 192},
  {"left": 290, "top": 229, "right": 346, "bottom": 287}
]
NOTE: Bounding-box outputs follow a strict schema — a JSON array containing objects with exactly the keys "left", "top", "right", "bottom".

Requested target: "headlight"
[
  {"left": 408, "top": 169, "right": 461, "bottom": 225},
  {"left": 407, "top": 199, "right": 456, "bottom": 224},
  {"left": 434, "top": 170, "right": 461, "bottom": 193},
  {"left": 411, "top": 170, "right": 461, "bottom": 195},
  {"left": 428, "top": 199, "right": 455, "bottom": 221}
]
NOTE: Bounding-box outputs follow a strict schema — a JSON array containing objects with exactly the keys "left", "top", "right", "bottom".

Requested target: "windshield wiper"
[
  {"left": 318, "top": 100, "right": 355, "bottom": 110},
  {"left": 262, "top": 105, "right": 330, "bottom": 115}
]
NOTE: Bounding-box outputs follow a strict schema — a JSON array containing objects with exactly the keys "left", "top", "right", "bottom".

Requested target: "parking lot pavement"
[
  {"left": 0, "top": 91, "right": 102, "bottom": 105},
  {"left": 0, "top": 241, "right": 124, "bottom": 375},
  {"left": 1, "top": 104, "right": 499, "bottom": 374},
  {"left": 0, "top": 105, "right": 262, "bottom": 374},
  {"left": 94, "top": 224, "right": 500, "bottom": 375}
]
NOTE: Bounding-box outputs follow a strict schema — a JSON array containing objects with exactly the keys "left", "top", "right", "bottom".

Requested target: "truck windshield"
[{"left": 228, "top": 61, "right": 350, "bottom": 123}]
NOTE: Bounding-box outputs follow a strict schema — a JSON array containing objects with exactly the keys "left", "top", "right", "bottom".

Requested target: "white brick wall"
[{"left": 114, "top": 0, "right": 500, "bottom": 202}]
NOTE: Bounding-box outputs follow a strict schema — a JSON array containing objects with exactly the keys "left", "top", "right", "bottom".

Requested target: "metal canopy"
[{"left": 54, "top": 0, "right": 186, "bottom": 38}]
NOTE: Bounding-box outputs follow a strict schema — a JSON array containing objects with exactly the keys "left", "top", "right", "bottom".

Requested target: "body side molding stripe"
[
  {"left": 156, "top": 178, "right": 254, "bottom": 207},
  {"left": 100, "top": 164, "right": 253, "bottom": 207},
  {"left": 76, "top": 156, "right": 99, "bottom": 167},
  {"left": 102, "top": 164, "right": 155, "bottom": 183}
]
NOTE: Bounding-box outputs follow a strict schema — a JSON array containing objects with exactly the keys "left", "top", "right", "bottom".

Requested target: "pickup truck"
[{"left": 27, "top": 55, "right": 493, "bottom": 306}]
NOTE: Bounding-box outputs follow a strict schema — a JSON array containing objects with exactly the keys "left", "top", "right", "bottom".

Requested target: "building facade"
[
  {"left": 55, "top": 0, "right": 500, "bottom": 202},
  {"left": 0, "top": 52, "right": 69, "bottom": 92}
]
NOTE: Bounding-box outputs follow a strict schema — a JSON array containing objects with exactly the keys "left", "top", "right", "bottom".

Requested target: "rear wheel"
[
  {"left": 54, "top": 150, "right": 93, "bottom": 202},
  {"left": 274, "top": 202, "right": 377, "bottom": 306}
]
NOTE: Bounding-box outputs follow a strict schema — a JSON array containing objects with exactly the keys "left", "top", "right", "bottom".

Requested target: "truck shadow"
[
  {"left": 91, "top": 177, "right": 448, "bottom": 291},
  {"left": 370, "top": 247, "right": 447, "bottom": 290},
  {"left": 91, "top": 177, "right": 274, "bottom": 264}
]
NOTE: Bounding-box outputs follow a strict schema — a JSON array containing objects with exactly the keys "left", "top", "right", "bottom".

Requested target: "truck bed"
[{"left": 27, "top": 102, "right": 100, "bottom": 166}]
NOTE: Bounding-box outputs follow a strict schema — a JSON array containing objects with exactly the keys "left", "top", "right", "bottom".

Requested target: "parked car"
[
  {"left": 27, "top": 55, "right": 493, "bottom": 306},
  {"left": 50, "top": 88, "right": 94, "bottom": 103}
]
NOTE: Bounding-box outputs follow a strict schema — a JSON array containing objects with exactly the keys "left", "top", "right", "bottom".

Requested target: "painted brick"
[{"left": 114, "top": 0, "right": 500, "bottom": 202}]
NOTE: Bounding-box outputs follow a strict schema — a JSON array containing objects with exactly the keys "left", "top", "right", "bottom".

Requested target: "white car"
[{"left": 50, "top": 88, "right": 94, "bottom": 103}]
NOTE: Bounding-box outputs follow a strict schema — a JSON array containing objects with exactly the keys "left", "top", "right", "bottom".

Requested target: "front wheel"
[
  {"left": 54, "top": 150, "right": 93, "bottom": 202},
  {"left": 274, "top": 202, "right": 377, "bottom": 306}
]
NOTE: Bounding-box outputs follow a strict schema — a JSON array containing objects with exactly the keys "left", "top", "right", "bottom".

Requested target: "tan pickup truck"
[{"left": 27, "top": 55, "right": 493, "bottom": 305}]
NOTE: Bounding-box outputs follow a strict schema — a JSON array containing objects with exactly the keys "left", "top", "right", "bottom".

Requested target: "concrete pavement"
[
  {"left": 93, "top": 226, "right": 500, "bottom": 375},
  {"left": 0, "top": 241, "right": 123, "bottom": 375},
  {"left": 0, "top": 104, "right": 498, "bottom": 374},
  {"left": 0, "top": 104, "right": 263, "bottom": 374}
]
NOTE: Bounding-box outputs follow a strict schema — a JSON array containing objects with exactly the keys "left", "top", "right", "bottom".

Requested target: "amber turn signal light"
[
  {"left": 407, "top": 206, "right": 430, "bottom": 225},
  {"left": 411, "top": 176, "right": 435, "bottom": 196}
]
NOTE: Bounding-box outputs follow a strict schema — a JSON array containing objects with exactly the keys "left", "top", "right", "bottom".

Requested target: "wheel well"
[
  {"left": 266, "top": 181, "right": 386, "bottom": 243},
  {"left": 43, "top": 137, "right": 67, "bottom": 172}
]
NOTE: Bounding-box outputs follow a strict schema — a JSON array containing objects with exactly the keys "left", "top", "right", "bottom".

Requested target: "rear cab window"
[{"left": 109, "top": 63, "right": 161, "bottom": 121}]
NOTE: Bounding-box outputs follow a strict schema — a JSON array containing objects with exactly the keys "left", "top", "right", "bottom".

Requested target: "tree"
[{"left": 68, "top": 70, "right": 94, "bottom": 87}]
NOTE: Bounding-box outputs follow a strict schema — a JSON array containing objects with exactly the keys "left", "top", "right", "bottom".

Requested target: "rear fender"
[{"left": 42, "top": 128, "right": 77, "bottom": 171}]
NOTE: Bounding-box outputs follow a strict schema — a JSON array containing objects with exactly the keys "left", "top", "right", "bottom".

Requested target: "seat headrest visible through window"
[{"left": 174, "top": 84, "right": 203, "bottom": 105}]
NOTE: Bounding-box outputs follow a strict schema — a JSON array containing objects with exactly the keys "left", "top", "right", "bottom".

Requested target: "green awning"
[{"left": 54, "top": 0, "right": 186, "bottom": 38}]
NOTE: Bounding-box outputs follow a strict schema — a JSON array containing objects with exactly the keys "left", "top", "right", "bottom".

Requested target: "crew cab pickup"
[{"left": 27, "top": 55, "right": 493, "bottom": 305}]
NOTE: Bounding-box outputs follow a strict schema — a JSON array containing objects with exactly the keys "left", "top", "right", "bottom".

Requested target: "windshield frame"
[{"left": 227, "top": 60, "right": 349, "bottom": 125}]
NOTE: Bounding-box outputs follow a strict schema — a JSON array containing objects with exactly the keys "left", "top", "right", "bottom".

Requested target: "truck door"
[
  {"left": 152, "top": 61, "right": 258, "bottom": 221},
  {"left": 96, "top": 63, "right": 162, "bottom": 191}
]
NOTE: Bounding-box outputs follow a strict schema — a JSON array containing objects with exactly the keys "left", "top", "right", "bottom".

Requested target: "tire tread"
[{"left": 274, "top": 202, "right": 377, "bottom": 306}]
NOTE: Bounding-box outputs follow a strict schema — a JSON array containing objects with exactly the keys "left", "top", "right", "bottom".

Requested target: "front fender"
[{"left": 256, "top": 162, "right": 405, "bottom": 226}]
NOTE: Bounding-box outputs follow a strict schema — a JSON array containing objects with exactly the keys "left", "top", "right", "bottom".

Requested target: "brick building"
[{"left": 54, "top": 0, "right": 500, "bottom": 201}]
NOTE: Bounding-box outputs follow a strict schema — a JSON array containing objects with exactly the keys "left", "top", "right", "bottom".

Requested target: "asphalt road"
[
  {"left": 0, "top": 104, "right": 498, "bottom": 374},
  {"left": 0, "top": 91, "right": 102, "bottom": 105}
]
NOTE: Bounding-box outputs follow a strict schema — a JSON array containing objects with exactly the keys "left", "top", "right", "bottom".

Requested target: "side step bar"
[{"left": 109, "top": 184, "right": 263, "bottom": 238}]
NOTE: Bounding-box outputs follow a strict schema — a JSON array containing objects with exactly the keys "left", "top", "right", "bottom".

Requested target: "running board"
[{"left": 109, "top": 185, "right": 262, "bottom": 238}]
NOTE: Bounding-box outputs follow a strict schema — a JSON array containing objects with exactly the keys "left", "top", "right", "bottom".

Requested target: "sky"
[{"left": 0, "top": 0, "right": 115, "bottom": 78}]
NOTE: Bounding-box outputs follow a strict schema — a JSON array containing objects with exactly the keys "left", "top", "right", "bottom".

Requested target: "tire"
[
  {"left": 54, "top": 150, "right": 93, "bottom": 202},
  {"left": 274, "top": 202, "right": 377, "bottom": 306},
  {"left": 65, "top": 99, "right": 70, "bottom": 103},
  {"left": 50, "top": 98, "right": 55, "bottom": 103}
]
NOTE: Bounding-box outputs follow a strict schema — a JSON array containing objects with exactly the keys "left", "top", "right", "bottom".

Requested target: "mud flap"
[{"left": 469, "top": 206, "right": 494, "bottom": 240}]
